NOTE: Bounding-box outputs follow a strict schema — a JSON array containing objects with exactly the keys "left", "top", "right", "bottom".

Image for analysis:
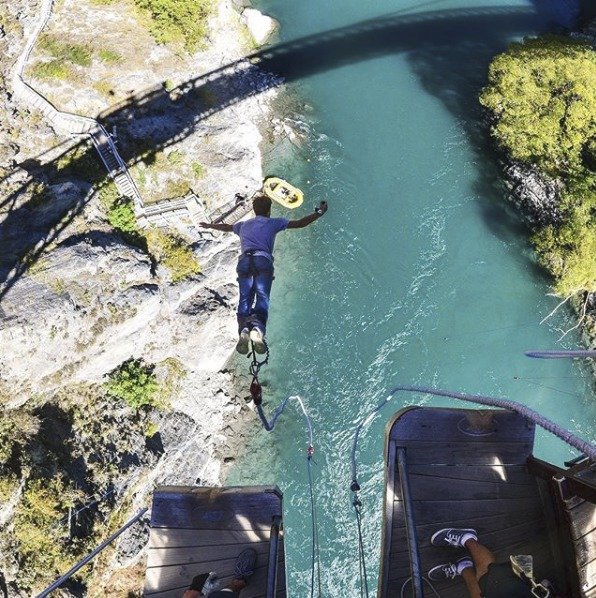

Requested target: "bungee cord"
[{"left": 255, "top": 392, "right": 320, "bottom": 597}]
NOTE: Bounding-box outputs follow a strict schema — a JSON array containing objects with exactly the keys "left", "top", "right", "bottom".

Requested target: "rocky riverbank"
[{"left": 0, "top": 0, "right": 281, "bottom": 593}]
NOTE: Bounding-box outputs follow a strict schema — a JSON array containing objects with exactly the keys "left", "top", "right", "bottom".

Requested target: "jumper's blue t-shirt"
[{"left": 233, "top": 216, "right": 289, "bottom": 256}]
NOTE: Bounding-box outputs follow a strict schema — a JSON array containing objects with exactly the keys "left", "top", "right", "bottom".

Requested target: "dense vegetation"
[
  {"left": 133, "top": 0, "right": 214, "bottom": 51},
  {"left": 480, "top": 35, "right": 596, "bottom": 296}
]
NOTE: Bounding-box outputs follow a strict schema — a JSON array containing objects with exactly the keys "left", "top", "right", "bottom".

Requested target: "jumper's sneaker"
[
  {"left": 431, "top": 528, "right": 478, "bottom": 548},
  {"left": 428, "top": 557, "right": 474, "bottom": 581},
  {"left": 250, "top": 328, "right": 267, "bottom": 354},
  {"left": 236, "top": 329, "right": 250, "bottom": 354},
  {"left": 234, "top": 547, "right": 257, "bottom": 582}
]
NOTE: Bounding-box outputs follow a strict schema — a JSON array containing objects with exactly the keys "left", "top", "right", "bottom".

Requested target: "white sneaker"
[
  {"left": 428, "top": 557, "right": 473, "bottom": 581},
  {"left": 249, "top": 328, "right": 266, "bottom": 354},
  {"left": 236, "top": 329, "right": 250, "bottom": 354},
  {"left": 431, "top": 528, "right": 477, "bottom": 548}
]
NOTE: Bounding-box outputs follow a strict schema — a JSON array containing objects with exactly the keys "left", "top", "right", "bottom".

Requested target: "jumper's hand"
[
  {"left": 318, "top": 201, "right": 328, "bottom": 214},
  {"left": 199, "top": 222, "right": 211, "bottom": 228}
]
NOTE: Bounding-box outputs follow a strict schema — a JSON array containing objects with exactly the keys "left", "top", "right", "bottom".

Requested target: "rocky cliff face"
[{"left": 0, "top": 0, "right": 278, "bottom": 593}]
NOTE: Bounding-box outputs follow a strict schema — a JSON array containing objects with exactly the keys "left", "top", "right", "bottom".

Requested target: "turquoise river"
[{"left": 227, "top": 0, "right": 596, "bottom": 595}]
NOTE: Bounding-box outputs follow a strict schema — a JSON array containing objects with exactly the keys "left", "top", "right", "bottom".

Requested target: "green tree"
[
  {"left": 480, "top": 35, "right": 596, "bottom": 176},
  {"left": 482, "top": 36, "right": 596, "bottom": 295}
]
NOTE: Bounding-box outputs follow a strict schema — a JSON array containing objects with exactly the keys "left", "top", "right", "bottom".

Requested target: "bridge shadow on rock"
[
  {"left": 1, "top": 5, "right": 559, "bottom": 301},
  {"left": 100, "top": 5, "right": 540, "bottom": 165}
]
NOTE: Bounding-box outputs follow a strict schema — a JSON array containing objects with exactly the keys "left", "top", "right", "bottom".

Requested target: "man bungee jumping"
[{"left": 200, "top": 195, "right": 328, "bottom": 354}]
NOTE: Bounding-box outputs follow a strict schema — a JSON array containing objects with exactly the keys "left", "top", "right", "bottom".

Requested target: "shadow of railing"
[{"left": 1, "top": 5, "right": 555, "bottom": 302}]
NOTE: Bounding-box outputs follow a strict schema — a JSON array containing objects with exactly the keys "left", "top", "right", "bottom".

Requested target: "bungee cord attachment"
[{"left": 247, "top": 338, "right": 270, "bottom": 405}]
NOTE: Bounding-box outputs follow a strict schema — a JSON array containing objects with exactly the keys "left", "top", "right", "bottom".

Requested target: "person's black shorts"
[{"left": 479, "top": 563, "right": 533, "bottom": 598}]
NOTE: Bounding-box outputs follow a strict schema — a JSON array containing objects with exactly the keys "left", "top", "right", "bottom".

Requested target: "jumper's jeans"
[{"left": 236, "top": 254, "right": 274, "bottom": 334}]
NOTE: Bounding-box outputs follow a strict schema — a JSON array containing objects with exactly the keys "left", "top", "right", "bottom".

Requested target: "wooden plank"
[
  {"left": 406, "top": 472, "right": 539, "bottom": 500},
  {"left": 571, "top": 531, "right": 596, "bottom": 571},
  {"left": 567, "top": 500, "right": 596, "bottom": 541},
  {"left": 390, "top": 518, "right": 547, "bottom": 558},
  {"left": 151, "top": 489, "right": 282, "bottom": 530},
  {"left": 407, "top": 463, "right": 536, "bottom": 485},
  {"left": 388, "top": 407, "right": 534, "bottom": 445},
  {"left": 147, "top": 539, "right": 271, "bottom": 567},
  {"left": 397, "top": 441, "right": 533, "bottom": 466},
  {"left": 578, "top": 556, "right": 596, "bottom": 594},
  {"left": 148, "top": 528, "right": 273, "bottom": 549},
  {"left": 399, "top": 497, "right": 541, "bottom": 522},
  {"left": 145, "top": 554, "right": 285, "bottom": 595}
]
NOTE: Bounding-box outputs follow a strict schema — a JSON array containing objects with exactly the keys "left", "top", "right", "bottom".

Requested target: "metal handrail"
[
  {"left": 266, "top": 515, "right": 282, "bottom": 598},
  {"left": 36, "top": 508, "right": 148, "bottom": 597},
  {"left": 397, "top": 448, "right": 424, "bottom": 597}
]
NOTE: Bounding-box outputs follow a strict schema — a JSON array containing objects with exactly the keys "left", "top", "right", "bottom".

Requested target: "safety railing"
[
  {"left": 36, "top": 508, "right": 148, "bottom": 597},
  {"left": 266, "top": 515, "right": 282, "bottom": 598}
]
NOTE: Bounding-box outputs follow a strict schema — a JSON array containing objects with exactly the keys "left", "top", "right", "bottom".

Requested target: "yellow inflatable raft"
[{"left": 263, "top": 177, "right": 304, "bottom": 209}]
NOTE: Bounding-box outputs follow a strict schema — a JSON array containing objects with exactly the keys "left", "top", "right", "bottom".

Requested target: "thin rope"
[
  {"left": 400, "top": 576, "right": 441, "bottom": 598},
  {"left": 525, "top": 350, "right": 596, "bottom": 359},
  {"left": 256, "top": 395, "right": 319, "bottom": 597},
  {"left": 353, "top": 495, "right": 370, "bottom": 598},
  {"left": 307, "top": 456, "right": 322, "bottom": 598}
]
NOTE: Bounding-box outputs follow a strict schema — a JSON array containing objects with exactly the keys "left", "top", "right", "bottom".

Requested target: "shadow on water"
[{"left": 1, "top": 4, "right": 576, "bottom": 301}]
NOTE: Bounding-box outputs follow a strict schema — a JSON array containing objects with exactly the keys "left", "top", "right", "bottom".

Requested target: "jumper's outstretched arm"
[
  {"left": 287, "top": 201, "right": 328, "bottom": 229},
  {"left": 199, "top": 222, "right": 233, "bottom": 232}
]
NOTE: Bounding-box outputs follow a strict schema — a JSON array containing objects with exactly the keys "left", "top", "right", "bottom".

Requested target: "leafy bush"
[
  {"left": 481, "top": 35, "right": 596, "bottom": 295},
  {"left": 98, "top": 48, "right": 122, "bottom": 64},
  {"left": 192, "top": 161, "right": 206, "bottom": 179},
  {"left": 31, "top": 60, "right": 71, "bottom": 80},
  {"left": 107, "top": 197, "right": 138, "bottom": 234},
  {"left": 480, "top": 35, "right": 596, "bottom": 176},
  {"left": 39, "top": 35, "right": 93, "bottom": 67},
  {"left": 145, "top": 229, "right": 200, "bottom": 282},
  {"left": 105, "top": 359, "right": 159, "bottom": 409},
  {"left": 0, "top": 409, "right": 39, "bottom": 464},
  {"left": 133, "top": 0, "right": 214, "bottom": 51},
  {"left": 13, "top": 476, "right": 83, "bottom": 588}
]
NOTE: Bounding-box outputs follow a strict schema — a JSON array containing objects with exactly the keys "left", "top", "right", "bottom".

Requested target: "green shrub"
[
  {"left": 0, "top": 474, "right": 19, "bottom": 501},
  {"left": 105, "top": 359, "right": 160, "bottom": 409},
  {"left": 39, "top": 35, "right": 93, "bottom": 67},
  {"left": 98, "top": 48, "right": 122, "bottom": 64},
  {"left": 0, "top": 409, "right": 39, "bottom": 464},
  {"left": 13, "top": 476, "right": 83, "bottom": 588},
  {"left": 146, "top": 229, "right": 200, "bottom": 282},
  {"left": 192, "top": 161, "right": 206, "bottom": 179},
  {"left": 167, "top": 150, "right": 184, "bottom": 165},
  {"left": 107, "top": 197, "right": 138, "bottom": 234},
  {"left": 31, "top": 60, "right": 71, "bottom": 80},
  {"left": 165, "top": 179, "right": 189, "bottom": 198},
  {"left": 133, "top": 0, "right": 214, "bottom": 51}
]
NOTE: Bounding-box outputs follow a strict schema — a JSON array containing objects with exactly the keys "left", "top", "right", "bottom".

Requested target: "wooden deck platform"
[
  {"left": 144, "top": 486, "right": 286, "bottom": 597},
  {"left": 379, "top": 407, "right": 557, "bottom": 598}
]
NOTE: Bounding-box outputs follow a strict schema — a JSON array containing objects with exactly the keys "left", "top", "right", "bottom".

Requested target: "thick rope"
[
  {"left": 350, "top": 385, "right": 596, "bottom": 487},
  {"left": 526, "top": 350, "right": 596, "bottom": 359}
]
